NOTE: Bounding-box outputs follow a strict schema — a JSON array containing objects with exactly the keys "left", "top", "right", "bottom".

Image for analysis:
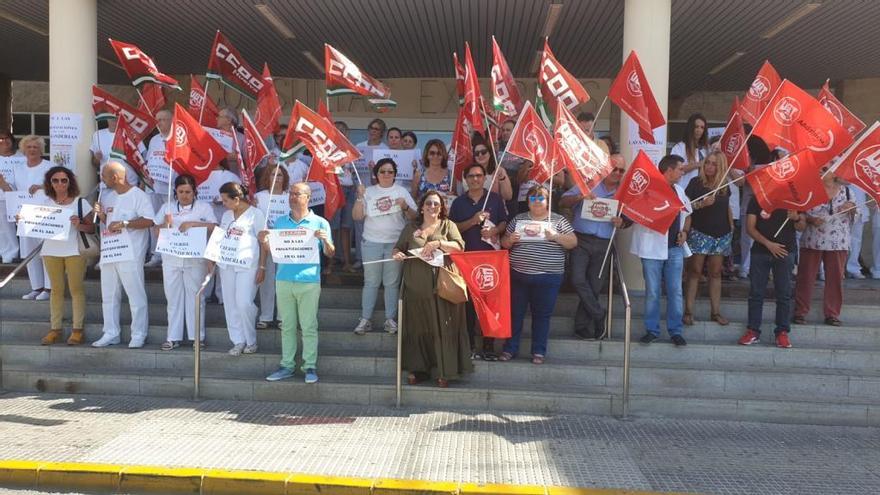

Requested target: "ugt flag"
[
  {"left": 609, "top": 51, "right": 665, "bottom": 144},
  {"left": 505, "top": 101, "right": 555, "bottom": 183},
  {"left": 206, "top": 30, "right": 263, "bottom": 99},
  {"left": 614, "top": 150, "right": 684, "bottom": 234},
  {"left": 325, "top": 44, "right": 396, "bottom": 111},
  {"left": 746, "top": 149, "right": 829, "bottom": 212},
  {"left": 831, "top": 121, "right": 880, "bottom": 205},
  {"left": 188, "top": 75, "right": 219, "bottom": 128},
  {"left": 554, "top": 104, "right": 612, "bottom": 196},
  {"left": 450, "top": 250, "right": 511, "bottom": 339},
  {"left": 739, "top": 61, "right": 782, "bottom": 125},
  {"left": 490, "top": 37, "right": 524, "bottom": 117},
  {"left": 109, "top": 38, "right": 181, "bottom": 89},
  {"left": 719, "top": 106, "right": 751, "bottom": 172},
  {"left": 109, "top": 115, "right": 154, "bottom": 190},
  {"left": 166, "top": 103, "right": 227, "bottom": 185},
  {"left": 818, "top": 81, "right": 866, "bottom": 137},
  {"left": 92, "top": 86, "right": 155, "bottom": 144},
  {"left": 537, "top": 39, "right": 590, "bottom": 120}
]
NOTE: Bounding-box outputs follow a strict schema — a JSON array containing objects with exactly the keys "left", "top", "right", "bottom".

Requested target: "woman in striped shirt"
[{"left": 500, "top": 184, "right": 576, "bottom": 364}]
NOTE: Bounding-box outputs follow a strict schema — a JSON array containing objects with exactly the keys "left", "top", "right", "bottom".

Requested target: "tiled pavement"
[{"left": 0, "top": 393, "right": 878, "bottom": 494}]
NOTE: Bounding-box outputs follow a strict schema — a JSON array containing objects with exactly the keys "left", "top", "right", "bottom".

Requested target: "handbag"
[
  {"left": 76, "top": 198, "right": 99, "bottom": 260},
  {"left": 437, "top": 262, "right": 468, "bottom": 304}
]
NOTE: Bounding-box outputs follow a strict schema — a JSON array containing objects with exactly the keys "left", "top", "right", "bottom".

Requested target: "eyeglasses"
[
  {"left": 466, "top": 173, "right": 485, "bottom": 179},
  {"left": 423, "top": 201, "right": 442, "bottom": 207},
  {"left": 378, "top": 169, "right": 395, "bottom": 175},
  {"left": 474, "top": 149, "right": 490, "bottom": 156},
  {"left": 368, "top": 126, "right": 383, "bottom": 132},
  {"left": 528, "top": 195, "right": 546, "bottom": 202},
  {"left": 613, "top": 167, "right": 626, "bottom": 173},
  {"left": 51, "top": 177, "right": 69, "bottom": 184},
  {"left": 428, "top": 150, "right": 444, "bottom": 156}
]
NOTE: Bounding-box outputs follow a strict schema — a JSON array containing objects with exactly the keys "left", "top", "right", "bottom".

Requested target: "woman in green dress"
[{"left": 392, "top": 190, "right": 472, "bottom": 387}]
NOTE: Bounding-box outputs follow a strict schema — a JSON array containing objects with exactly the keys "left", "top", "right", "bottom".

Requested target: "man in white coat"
[
  {"left": 91, "top": 162, "right": 155, "bottom": 348},
  {"left": 144, "top": 109, "right": 174, "bottom": 267}
]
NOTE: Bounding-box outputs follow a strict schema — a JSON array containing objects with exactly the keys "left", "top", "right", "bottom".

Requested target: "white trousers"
[
  {"left": 162, "top": 257, "right": 207, "bottom": 342},
  {"left": 257, "top": 257, "right": 276, "bottom": 322},
  {"left": 220, "top": 266, "right": 258, "bottom": 346},
  {"left": 0, "top": 201, "right": 18, "bottom": 262},
  {"left": 847, "top": 220, "right": 867, "bottom": 274},
  {"left": 873, "top": 211, "right": 880, "bottom": 274},
  {"left": 20, "top": 236, "right": 50, "bottom": 290},
  {"left": 100, "top": 260, "right": 149, "bottom": 340}
]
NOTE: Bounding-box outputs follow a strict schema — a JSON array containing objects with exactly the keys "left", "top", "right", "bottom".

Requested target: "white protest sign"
[
  {"left": 409, "top": 247, "right": 445, "bottom": 267},
  {"left": 260, "top": 194, "right": 289, "bottom": 228},
  {"left": 581, "top": 199, "right": 620, "bottom": 222},
  {"left": 203, "top": 225, "right": 258, "bottom": 269},
  {"left": 49, "top": 113, "right": 82, "bottom": 144},
  {"left": 155, "top": 227, "right": 208, "bottom": 258},
  {"left": 481, "top": 219, "right": 502, "bottom": 250},
  {"left": 99, "top": 228, "right": 135, "bottom": 265},
  {"left": 308, "top": 182, "right": 326, "bottom": 207},
  {"left": 515, "top": 220, "right": 547, "bottom": 241},
  {"left": 366, "top": 194, "right": 402, "bottom": 217},
  {"left": 204, "top": 127, "right": 235, "bottom": 152},
  {"left": 353, "top": 146, "right": 372, "bottom": 181},
  {"left": 373, "top": 149, "right": 419, "bottom": 180},
  {"left": 5, "top": 191, "right": 32, "bottom": 221},
  {"left": 0, "top": 156, "right": 22, "bottom": 200},
  {"left": 146, "top": 149, "right": 170, "bottom": 184},
  {"left": 16, "top": 204, "right": 73, "bottom": 240},
  {"left": 268, "top": 228, "right": 320, "bottom": 264}
]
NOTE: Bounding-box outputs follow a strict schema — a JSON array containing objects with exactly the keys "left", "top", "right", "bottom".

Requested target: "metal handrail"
[
  {"left": 0, "top": 245, "right": 43, "bottom": 289},
  {"left": 612, "top": 253, "right": 633, "bottom": 420},
  {"left": 396, "top": 297, "right": 403, "bottom": 408},
  {"left": 193, "top": 265, "right": 216, "bottom": 400}
]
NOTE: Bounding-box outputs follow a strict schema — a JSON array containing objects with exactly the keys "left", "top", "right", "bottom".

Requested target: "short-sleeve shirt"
[
  {"left": 800, "top": 186, "right": 853, "bottom": 251},
  {"left": 102, "top": 186, "right": 156, "bottom": 262},
  {"left": 505, "top": 212, "right": 574, "bottom": 274},
  {"left": 362, "top": 184, "right": 418, "bottom": 244},
  {"left": 747, "top": 198, "right": 797, "bottom": 256},
  {"left": 273, "top": 211, "right": 331, "bottom": 284},
  {"left": 41, "top": 196, "right": 90, "bottom": 258},
  {"left": 217, "top": 206, "right": 265, "bottom": 272},
  {"left": 685, "top": 177, "right": 731, "bottom": 238},
  {"left": 449, "top": 190, "right": 507, "bottom": 251},
  {"left": 563, "top": 182, "right": 616, "bottom": 239}
]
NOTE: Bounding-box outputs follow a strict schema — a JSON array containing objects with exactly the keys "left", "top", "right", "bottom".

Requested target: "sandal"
[
  {"left": 407, "top": 373, "right": 422, "bottom": 385},
  {"left": 824, "top": 317, "right": 842, "bottom": 327},
  {"left": 482, "top": 352, "right": 498, "bottom": 362},
  {"left": 255, "top": 321, "right": 269, "bottom": 330},
  {"left": 683, "top": 313, "right": 694, "bottom": 326},
  {"left": 498, "top": 352, "right": 513, "bottom": 362},
  {"left": 792, "top": 315, "right": 806, "bottom": 325},
  {"left": 711, "top": 313, "right": 729, "bottom": 326},
  {"left": 531, "top": 354, "right": 545, "bottom": 365},
  {"left": 161, "top": 341, "right": 180, "bottom": 351},
  {"left": 436, "top": 378, "right": 449, "bottom": 388}
]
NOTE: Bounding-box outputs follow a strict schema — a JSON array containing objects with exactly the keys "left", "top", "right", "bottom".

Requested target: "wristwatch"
[{"left": 122, "top": 220, "right": 130, "bottom": 229}]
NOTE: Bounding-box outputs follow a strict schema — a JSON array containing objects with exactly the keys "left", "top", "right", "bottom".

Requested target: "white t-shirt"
[
  {"left": 670, "top": 142, "right": 708, "bottom": 188},
  {"left": 362, "top": 184, "right": 417, "bottom": 243},
  {"left": 254, "top": 190, "right": 290, "bottom": 228},
  {"left": 145, "top": 133, "right": 175, "bottom": 195},
  {"left": 629, "top": 183, "right": 693, "bottom": 260},
  {"left": 14, "top": 159, "right": 52, "bottom": 202},
  {"left": 41, "top": 196, "right": 90, "bottom": 258},
  {"left": 101, "top": 186, "right": 155, "bottom": 262},
  {"left": 91, "top": 128, "right": 143, "bottom": 188},
  {"left": 218, "top": 206, "right": 266, "bottom": 271},
  {"left": 197, "top": 170, "right": 240, "bottom": 203}
]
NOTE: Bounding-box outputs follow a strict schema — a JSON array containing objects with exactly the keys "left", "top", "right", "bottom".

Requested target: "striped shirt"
[{"left": 506, "top": 212, "right": 574, "bottom": 274}]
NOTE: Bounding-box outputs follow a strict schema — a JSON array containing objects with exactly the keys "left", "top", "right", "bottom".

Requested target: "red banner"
[
  {"left": 282, "top": 101, "right": 361, "bottom": 168},
  {"left": 831, "top": 121, "right": 880, "bottom": 205},
  {"left": 449, "top": 250, "right": 511, "bottom": 339},
  {"left": 818, "top": 81, "right": 866, "bottom": 137},
  {"left": 109, "top": 38, "right": 180, "bottom": 89},
  {"left": 740, "top": 61, "right": 782, "bottom": 125},
  {"left": 490, "top": 37, "right": 524, "bottom": 117},
  {"left": 325, "top": 44, "right": 395, "bottom": 109},
  {"left": 137, "top": 83, "right": 166, "bottom": 116},
  {"left": 462, "top": 42, "right": 486, "bottom": 135},
  {"left": 450, "top": 108, "right": 473, "bottom": 182},
  {"left": 109, "top": 115, "right": 153, "bottom": 190},
  {"left": 751, "top": 80, "right": 853, "bottom": 165},
  {"left": 608, "top": 51, "right": 665, "bottom": 144},
  {"left": 307, "top": 157, "right": 345, "bottom": 222},
  {"left": 538, "top": 39, "right": 590, "bottom": 119},
  {"left": 187, "top": 75, "right": 219, "bottom": 128},
  {"left": 553, "top": 104, "right": 612, "bottom": 195},
  {"left": 746, "top": 149, "right": 829, "bottom": 212},
  {"left": 255, "top": 63, "right": 282, "bottom": 138},
  {"left": 453, "top": 52, "right": 466, "bottom": 106},
  {"left": 206, "top": 30, "right": 263, "bottom": 99},
  {"left": 241, "top": 109, "right": 269, "bottom": 198},
  {"left": 91, "top": 86, "right": 155, "bottom": 144},
  {"left": 614, "top": 150, "right": 684, "bottom": 234},
  {"left": 504, "top": 102, "right": 556, "bottom": 183},
  {"left": 166, "top": 103, "right": 227, "bottom": 185},
  {"left": 719, "top": 108, "right": 751, "bottom": 171}
]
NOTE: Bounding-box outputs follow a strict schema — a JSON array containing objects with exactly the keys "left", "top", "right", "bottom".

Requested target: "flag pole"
[
  {"left": 261, "top": 163, "right": 283, "bottom": 231},
  {"left": 772, "top": 167, "right": 836, "bottom": 237},
  {"left": 197, "top": 78, "right": 211, "bottom": 125},
  {"left": 593, "top": 96, "right": 609, "bottom": 128},
  {"left": 135, "top": 87, "right": 154, "bottom": 118},
  {"left": 479, "top": 98, "right": 505, "bottom": 211},
  {"left": 598, "top": 207, "right": 622, "bottom": 276}
]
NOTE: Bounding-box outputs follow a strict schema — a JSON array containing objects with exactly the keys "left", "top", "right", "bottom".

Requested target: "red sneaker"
[
  {"left": 775, "top": 332, "right": 792, "bottom": 348},
  {"left": 738, "top": 329, "right": 760, "bottom": 346}
]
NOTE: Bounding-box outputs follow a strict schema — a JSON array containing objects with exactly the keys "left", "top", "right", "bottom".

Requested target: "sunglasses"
[
  {"left": 428, "top": 150, "right": 444, "bottom": 156},
  {"left": 613, "top": 167, "right": 625, "bottom": 173},
  {"left": 474, "top": 149, "right": 490, "bottom": 156},
  {"left": 528, "top": 195, "right": 546, "bottom": 202},
  {"left": 423, "top": 201, "right": 442, "bottom": 207},
  {"left": 51, "top": 177, "right": 69, "bottom": 184},
  {"left": 466, "top": 173, "right": 485, "bottom": 179}
]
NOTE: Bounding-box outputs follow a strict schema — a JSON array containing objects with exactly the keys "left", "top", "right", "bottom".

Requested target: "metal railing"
[
  {"left": 0, "top": 245, "right": 43, "bottom": 290},
  {"left": 192, "top": 265, "right": 216, "bottom": 400},
  {"left": 604, "top": 252, "right": 633, "bottom": 420},
  {"left": 396, "top": 297, "right": 403, "bottom": 408}
]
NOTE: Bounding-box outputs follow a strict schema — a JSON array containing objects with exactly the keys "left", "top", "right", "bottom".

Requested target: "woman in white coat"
[
  {"left": 14, "top": 135, "right": 53, "bottom": 300},
  {"left": 253, "top": 165, "right": 290, "bottom": 329},
  {"left": 154, "top": 175, "right": 218, "bottom": 350}
]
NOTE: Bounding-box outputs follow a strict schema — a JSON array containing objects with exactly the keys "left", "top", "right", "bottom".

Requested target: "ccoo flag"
[
  {"left": 255, "top": 63, "right": 283, "bottom": 138},
  {"left": 537, "top": 39, "right": 590, "bottom": 120},
  {"left": 109, "top": 115, "right": 154, "bottom": 190},
  {"left": 325, "top": 44, "right": 396, "bottom": 111},
  {"left": 490, "top": 37, "right": 524, "bottom": 117},
  {"left": 206, "top": 30, "right": 263, "bottom": 99},
  {"left": 553, "top": 104, "right": 612, "bottom": 196},
  {"left": 109, "top": 38, "right": 181, "bottom": 90},
  {"left": 92, "top": 86, "right": 156, "bottom": 144}
]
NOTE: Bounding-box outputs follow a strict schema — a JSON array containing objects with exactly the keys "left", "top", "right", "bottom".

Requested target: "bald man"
[
  {"left": 145, "top": 110, "right": 175, "bottom": 267},
  {"left": 91, "top": 162, "right": 155, "bottom": 348}
]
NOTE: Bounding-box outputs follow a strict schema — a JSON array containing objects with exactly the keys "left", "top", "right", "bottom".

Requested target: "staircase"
[{"left": 1, "top": 271, "right": 878, "bottom": 426}]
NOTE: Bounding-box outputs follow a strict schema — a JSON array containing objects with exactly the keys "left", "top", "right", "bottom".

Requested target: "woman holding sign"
[
  {"left": 0, "top": 130, "right": 20, "bottom": 263},
  {"left": 500, "top": 184, "right": 576, "bottom": 364},
  {"left": 154, "top": 175, "right": 218, "bottom": 350},
  {"left": 254, "top": 166, "right": 290, "bottom": 329},
  {"left": 392, "top": 190, "right": 469, "bottom": 388},
  {"left": 39, "top": 167, "right": 95, "bottom": 345},
  {"left": 351, "top": 158, "right": 417, "bottom": 335},
  {"left": 15, "top": 135, "right": 53, "bottom": 301}
]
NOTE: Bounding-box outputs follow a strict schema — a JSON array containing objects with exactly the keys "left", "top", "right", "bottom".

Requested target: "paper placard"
[
  {"left": 580, "top": 199, "right": 620, "bottom": 222},
  {"left": 308, "top": 182, "right": 326, "bottom": 207},
  {"left": 146, "top": 149, "right": 170, "bottom": 184},
  {"left": 515, "top": 220, "right": 547, "bottom": 241},
  {"left": 409, "top": 247, "right": 445, "bottom": 267},
  {"left": 16, "top": 204, "right": 73, "bottom": 240},
  {"left": 353, "top": 146, "right": 372, "bottom": 181},
  {"left": 49, "top": 113, "right": 82, "bottom": 144},
  {"left": 5, "top": 191, "right": 32, "bottom": 222},
  {"left": 204, "top": 127, "right": 235, "bottom": 152},
  {"left": 366, "top": 194, "right": 402, "bottom": 217},
  {"left": 481, "top": 219, "right": 502, "bottom": 250},
  {"left": 373, "top": 149, "right": 419, "bottom": 180},
  {"left": 100, "top": 229, "right": 135, "bottom": 265},
  {"left": 204, "top": 224, "right": 258, "bottom": 269},
  {"left": 155, "top": 227, "right": 208, "bottom": 258},
  {"left": 268, "top": 228, "right": 320, "bottom": 264},
  {"left": 0, "top": 157, "right": 21, "bottom": 199},
  {"left": 261, "top": 194, "right": 289, "bottom": 228}
]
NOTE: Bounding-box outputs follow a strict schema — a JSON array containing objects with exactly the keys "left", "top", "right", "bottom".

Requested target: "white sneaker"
[
  {"left": 21, "top": 290, "right": 40, "bottom": 300},
  {"left": 228, "top": 343, "right": 245, "bottom": 356},
  {"left": 128, "top": 337, "right": 146, "bottom": 348},
  {"left": 144, "top": 257, "right": 162, "bottom": 268},
  {"left": 353, "top": 318, "right": 372, "bottom": 335},
  {"left": 384, "top": 319, "right": 398, "bottom": 334},
  {"left": 848, "top": 271, "right": 866, "bottom": 279},
  {"left": 242, "top": 344, "right": 258, "bottom": 354},
  {"left": 92, "top": 334, "right": 121, "bottom": 347},
  {"left": 34, "top": 290, "right": 50, "bottom": 301}
]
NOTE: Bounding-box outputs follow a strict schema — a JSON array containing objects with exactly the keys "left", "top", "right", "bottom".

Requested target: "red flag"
[
  {"left": 504, "top": 102, "right": 556, "bottom": 183},
  {"left": 307, "top": 157, "right": 345, "bottom": 221},
  {"left": 490, "top": 37, "right": 524, "bottom": 117},
  {"left": 91, "top": 86, "right": 155, "bottom": 144},
  {"left": 608, "top": 51, "right": 665, "bottom": 144},
  {"left": 614, "top": 150, "right": 685, "bottom": 234},
  {"left": 450, "top": 109, "right": 473, "bottom": 181},
  {"left": 137, "top": 83, "right": 166, "bottom": 116},
  {"left": 449, "top": 250, "right": 512, "bottom": 339},
  {"left": 240, "top": 109, "right": 269, "bottom": 198},
  {"left": 740, "top": 61, "right": 782, "bottom": 125},
  {"left": 720, "top": 109, "right": 751, "bottom": 172},
  {"left": 206, "top": 30, "right": 263, "bottom": 98},
  {"left": 453, "top": 52, "right": 466, "bottom": 106},
  {"left": 462, "top": 43, "right": 486, "bottom": 135},
  {"left": 818, "top": 81, "right": 866, "bottom": 137},
  {"left": 746, "top": 149, "right": 829, "bottom": 212},
  {"left": 538, "top": 39, "right": 590, "bottom": 118},
  {"left": 324, "top": 44, "right": 396, "bottom": 110},
  {"left": 317, "top": 99, "right": 333, "bottom": 123},
  {"left": 166, "top": 103, "right": 227, "bottom": 185},
  {"left": 187, "top": 75, "right": 219, "bottom": 128},
  {"left": 751, "top": 80, "right": 853, "bottom": 165},
  {"left": 282, "top": 101, "right": 361, "bottom": 167},
  {"left": 255, "top": 63, "right": 282, "bottom": 138},
  {"left": 831, "top": 121, "right": 880, "bottom": 205},
  {"left": 109, "top": 115, "right": 154, "bottom": 190},
  {"left": 109, "top": 38, "right": 180, "bottom": 89},
  {"left": 726, "top": 96, "right": 741, "bottom": 123},
  {"left": 553, "top": 104, "right": 612, "bottom": 195}
]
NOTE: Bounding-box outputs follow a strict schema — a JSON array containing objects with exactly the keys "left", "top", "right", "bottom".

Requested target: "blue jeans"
[
  {"left": 748, "top": 251, "right": 794, "bottom": 335},
  {"left": 641, "top": 246, "right": 685, "bottom": 337},
  {"left": 360, "top": 240, "right": 401, "bottom": 320},
  {"left": 503, "top": 271, "right": 563, "bottom": 357}
]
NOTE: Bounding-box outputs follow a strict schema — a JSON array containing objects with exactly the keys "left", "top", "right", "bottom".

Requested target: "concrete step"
[{"left": 3, "top": 364, "right": 878, "bottom": 426}]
